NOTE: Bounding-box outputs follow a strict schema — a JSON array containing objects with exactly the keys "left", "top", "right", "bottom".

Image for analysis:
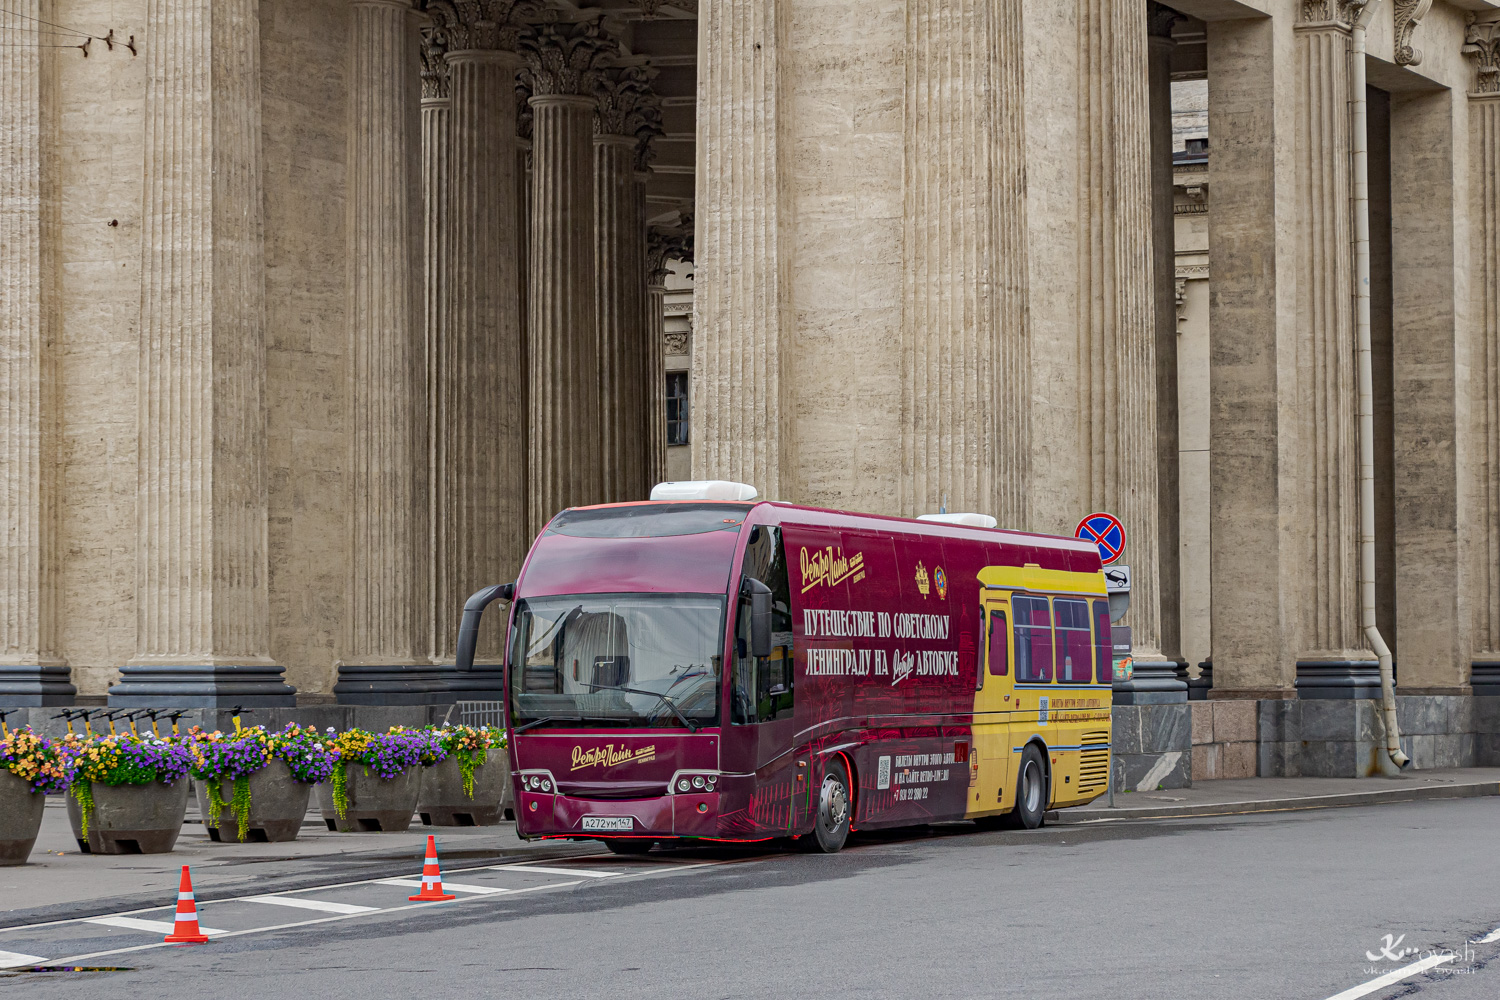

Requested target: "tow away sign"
[{"left": 1076, "top": 512, "right": 1126, "bottom": 566}]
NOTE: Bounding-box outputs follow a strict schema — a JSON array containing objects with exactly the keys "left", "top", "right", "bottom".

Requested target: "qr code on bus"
[{"left": 877, "top": 755, "right": 891, "bottom": 790}]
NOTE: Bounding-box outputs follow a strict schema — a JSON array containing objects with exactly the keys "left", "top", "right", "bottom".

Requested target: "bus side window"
[
  {"left": 1012, "top": 595, "right": 1053, "bottom": 683},
  {"left": 1092, "top": 599, "right": 1113, "bottom": 685},
  {"left": 987, "top": 610, "right": 1009, "bottom": 678},
  {"left": 733, "top": 525, "right": 794, "bottom": 724},
  {"left": 1054, "top": 598, "right": 1092, "bottom": 683}
]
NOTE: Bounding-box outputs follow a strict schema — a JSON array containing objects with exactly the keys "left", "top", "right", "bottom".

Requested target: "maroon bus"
[{"left": 455, "top": 483, "right": 1114, "bottom": 854}]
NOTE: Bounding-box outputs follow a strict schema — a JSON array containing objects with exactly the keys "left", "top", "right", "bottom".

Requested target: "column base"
[
  {"left": 0, "top": 664, "right": 77, "bottom": 707},
  {"left": 1185, "top": 660, "right": 1213, "bottom": 701},
  {"left": 1471, "top": 661, "right": 1500, "bottom": 697},
  {"left": 1295, "top": 660, "right": 1382, "bottom": 700},
  {"left": 1113, "top": 657, "right": 1188, "bottom": 705},
  {"left": 108, "top": 664, "right": 296, "bottom": 708},
  {"left": 332, "top": 665, "right": 507, "bottom": 706}
]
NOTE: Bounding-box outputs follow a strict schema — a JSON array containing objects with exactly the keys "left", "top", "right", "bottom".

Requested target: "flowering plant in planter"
[
  {"left": 60, "top": 732, "right": 194, "bottom": 838},
  {"left": 325, "top": 727, "right": 431, "bottom": 819},
  {"left": 187, "top": 725, "right": 336, "bottom": 842},
  {"left": 431, "top": 726, "right": 507, "bottom": 798},
  {"left": 0, "top": 727, "right": 77, "bottom": 795}
]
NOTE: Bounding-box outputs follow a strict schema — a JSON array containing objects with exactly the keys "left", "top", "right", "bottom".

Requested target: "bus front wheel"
[
  {"left": 604, "top": 838, "right": 655, "bottom": 855},
  {"left": 811, "top": 758, "right": 852, "bottom": 853},
  {"left": 1013, "top": 745, "right": 1048, "bottom": 830}
]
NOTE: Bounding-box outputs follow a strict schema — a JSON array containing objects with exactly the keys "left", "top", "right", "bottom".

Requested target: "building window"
[{"left": 666, "top": 372, "right": 689, "bottom": 445}]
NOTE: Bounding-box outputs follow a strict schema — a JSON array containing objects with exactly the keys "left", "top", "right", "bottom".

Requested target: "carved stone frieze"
[
  {"left": 1393, "top": 0, "right": 1432, "bottom": 67},
  {"left": 664, "top": 331, "right": 689, "bottom": 356},
  {"left": 1465, "top": 13, "right": 1500, "bottom": 94},
  {"left": 520, "top": 20, "right": 613, "bottom": 98},
  {"left": 425, "top": 0, "right": 540, "bottom": 52}
]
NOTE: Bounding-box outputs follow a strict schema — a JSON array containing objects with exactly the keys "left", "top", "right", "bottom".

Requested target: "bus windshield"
[{"left": 509, "top": 593, "right": 725, "bottom": 729}]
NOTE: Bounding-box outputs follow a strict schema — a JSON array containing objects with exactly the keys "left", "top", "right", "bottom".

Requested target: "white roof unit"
[
  {"left": 917, "top": 512, "right": 998, "bottom": 529},
  {"left": 650, "top": 480, "right": 760, "bottom": 502}
]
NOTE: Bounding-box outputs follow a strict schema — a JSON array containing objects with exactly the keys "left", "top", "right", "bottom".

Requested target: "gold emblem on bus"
[
  {"left": 915, "top": 561, "right": 931, "bottom": 597},
  {"left": 799, "top": 546, "right": 866, "bottom": 594},
  {"left": 570, "top": 744, "right": 657, "bottom": 771}
]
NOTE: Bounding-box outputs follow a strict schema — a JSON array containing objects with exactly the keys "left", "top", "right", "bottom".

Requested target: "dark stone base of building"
[
  {"left": 332, "top": 665, "right": 505, "bottom": 706},
  {"left": 107, "top": 664, "right": 297, "bottom": 708},
  {"left": 1111, "top": 703, "right": 1192, "bottom": 790},
  {"left": 0, "top": 664, "right": 77, "bottom": 707}
]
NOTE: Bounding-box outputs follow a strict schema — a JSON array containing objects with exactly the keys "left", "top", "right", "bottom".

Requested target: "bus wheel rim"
[
  {"left": 1024, "top": 761, "right": 1041, "bottom": 813},
  {"left": 820, "top": 774, "right": 848, "bottom": 829}
]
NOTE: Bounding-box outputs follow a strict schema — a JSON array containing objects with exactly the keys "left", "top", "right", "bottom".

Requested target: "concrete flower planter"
[
  {"left": 316, "top": 764, "right": 420, "bottom": 833},
  {"left": 0, "top": 771, "right": 47, "bottom": 865},
  {"left": 65, "top": 779, "right": 190, "bottom": 855},
  {"left": 418, "top": 754, "right": 512, "bottom": 826},
  {"left": 195, "top": 760, "right": 312, "bottom": 843}
]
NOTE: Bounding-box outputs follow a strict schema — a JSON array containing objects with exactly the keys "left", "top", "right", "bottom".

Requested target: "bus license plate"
[{"left": 582, "top": 816, "right": 634, "bottom": 832}]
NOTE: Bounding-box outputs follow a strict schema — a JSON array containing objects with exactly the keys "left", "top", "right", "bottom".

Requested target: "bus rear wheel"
[
  {"left": 811, "top": 758, "right": 852, "bottom": 853},
  {"left": 604, "top": 838, "right": 655, "bottom": 855},
  {"left": 1013, "top": 745, "right": 1048, "bottom": 830}
]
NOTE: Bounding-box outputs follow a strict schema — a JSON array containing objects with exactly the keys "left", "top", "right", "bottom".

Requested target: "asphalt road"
[{"left": 4, "top": 797, "right": 1499, "bottom": 999}]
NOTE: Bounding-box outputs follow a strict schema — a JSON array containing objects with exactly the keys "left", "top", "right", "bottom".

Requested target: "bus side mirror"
[
  {"left": 742, "top": 577, "right": 773, "bottom": 659},
  {"left": 455, "top": 582, "right": 516, "bottom": 673}
]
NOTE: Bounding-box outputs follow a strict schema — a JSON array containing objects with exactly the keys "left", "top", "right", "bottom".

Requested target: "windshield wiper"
[
  {"left": 584, "top": 683, "right": 700, "bottom": 734},
  {"left": 514, "top": 715, "right": 584, "bottom": 734}
]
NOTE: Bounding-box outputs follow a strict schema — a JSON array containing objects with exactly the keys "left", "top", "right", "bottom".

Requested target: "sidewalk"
[
  {"left": 0, "top": 797, "right": 596, "bottom": 928},
  {"left": 1052, "top": 766, "right": 1500, "bottom": 824}
]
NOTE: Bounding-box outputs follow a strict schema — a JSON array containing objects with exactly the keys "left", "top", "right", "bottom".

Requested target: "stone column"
[
  {"left": 0, "top": 0, "right": 72, "bottom": 706},
  {"left": 1205, "top": 16, "right": 1301, "bottom": 700},
  {"left": 425, "top": 2, "right": 529, "bottom": 682},
  {"left": 1465, "top": 14, "right": 1500, "bottom": 692},
  {"left": 334, "top": 0, "right": 429, "bottom": 704},
  {"left": 693, "top": 0, "right": 793, "bottom": 498},
  {"left": 420, "top": 24, "right": 451, "bottom": 667},
  {"left": 900, "top": 0, "right": 1031, "bottom": 529},
  {"left": 523, "top": 20, "right": 609, "bottom": 536},
  {"left": 646, "top": 224, "right": 691, "bottom": 487},
  {"left": 1292, "top": 3, "right": 1375, "bottom": 698},
  {"left": 595, "top": 66, "right": 659, "bottom": 504},
  {"left": 1148, "top": 5, "right": 1183, "bottom": 670},
  {"left": 1078, "top": 0, "right": 1176, "bottom": 698},
  {"left": 112, "top": 0, "right": 292, "bottom": 707}
]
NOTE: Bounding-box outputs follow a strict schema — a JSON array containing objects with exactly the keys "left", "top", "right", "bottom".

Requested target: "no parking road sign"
[{"left": 1076, "top": 512, "right": 1126, "bottom": 566}]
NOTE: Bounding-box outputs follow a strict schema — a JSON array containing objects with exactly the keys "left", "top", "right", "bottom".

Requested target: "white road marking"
[
  {"left": 1479, "top": 926, "right": 1500, "bottom": 945},
  {"left": 0, "top": 949, "right": 47, "bottom": 968},
  {"left": 85, "top": 916, "right": 225, "bottom": 936},
  {"left": 377, "top": 879, "right": 507, "bottom": 895},
  {"left": 246, "top": 896, "right": 378, "bottom": 915},
  {"left": 488, "top": 864, "right": 620, "bottom": 878},
  {"left": 1324, "top": 954, "right": 1457, "bottom": 1000}
]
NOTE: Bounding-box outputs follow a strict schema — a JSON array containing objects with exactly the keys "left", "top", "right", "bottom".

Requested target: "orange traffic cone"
[
  {"left": 163, "top": 865, "right": 211, "bottom": 944},
  {"left": 408, "top": 835, "right": 456, "bottom": 902}
]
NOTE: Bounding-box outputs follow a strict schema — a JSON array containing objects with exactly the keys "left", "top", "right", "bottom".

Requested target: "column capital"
[
  {"left": 1147, "top": 2, "right": 1179, "bottom": 41},
  {"left": 1393, "top": 0, "right": 1433, "bottom": 67},
  {"left": 646, "top": 219, "right": 692, "bottom": 285},
  {"left": 1298, "top": 0, "right": 1362, "bottom": 28},
  {"left": 595, "top": 64, "right": 664, "bottom": 170},
  {"left": 420, "top": 23, "right": 450, "bottom": 101},
  {"left": 516, "top": 69, "right": 533, "bottom": 140},
  {"left": 520, "top": 19, "right": 613, "bottom": 98},
  {"left": 426, "top": 0, "right": 539, "bottom": 52},
  {"left": 1464, "top": 12, "right": 1500, "bottom": 94}
]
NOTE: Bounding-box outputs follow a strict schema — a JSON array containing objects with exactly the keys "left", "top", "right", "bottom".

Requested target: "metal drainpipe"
[{"left": 1351, "top": 0, "right": 1408, "bottom": 767}]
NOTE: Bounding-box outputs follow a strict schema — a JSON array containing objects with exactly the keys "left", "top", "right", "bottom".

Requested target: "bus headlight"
[
  {"left": 677, "top": 778, "right": 692, "bottom": 792},
  {"left": 691, "top": 775, "right": 705, "bottom": 789}
]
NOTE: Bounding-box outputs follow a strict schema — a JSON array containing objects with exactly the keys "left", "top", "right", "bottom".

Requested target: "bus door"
[
  {"left": 969, "top": 592, "right": 1014, "bottom": 816},
  {"left": 1009, "top": 593, "right": 1056, "bottom": 806},
  {"left": 723, "top": 524, "right": 800, "bottom": 834},
  {"left": 1050, "top": 597, "right": 1096, "bottom": 804}
]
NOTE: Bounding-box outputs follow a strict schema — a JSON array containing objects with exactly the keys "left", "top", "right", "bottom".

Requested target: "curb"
[{"left": 1048, "top": 779, "right": 1500, "bottom": 825}]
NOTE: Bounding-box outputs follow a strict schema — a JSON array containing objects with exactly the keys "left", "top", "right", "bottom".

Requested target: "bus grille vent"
[{"left": 1078, "top": 732, "right": 1110, "bottom": 793}]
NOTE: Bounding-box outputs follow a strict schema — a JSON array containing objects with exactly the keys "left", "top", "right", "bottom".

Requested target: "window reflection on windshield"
[{"left": 511, "top": 594, "right": 724, "bottom": 728}]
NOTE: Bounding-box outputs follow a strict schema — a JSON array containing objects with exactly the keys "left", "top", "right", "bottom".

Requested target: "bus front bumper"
[{"left": 515, "top": 788, "right": 722, "bottom": 840}]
